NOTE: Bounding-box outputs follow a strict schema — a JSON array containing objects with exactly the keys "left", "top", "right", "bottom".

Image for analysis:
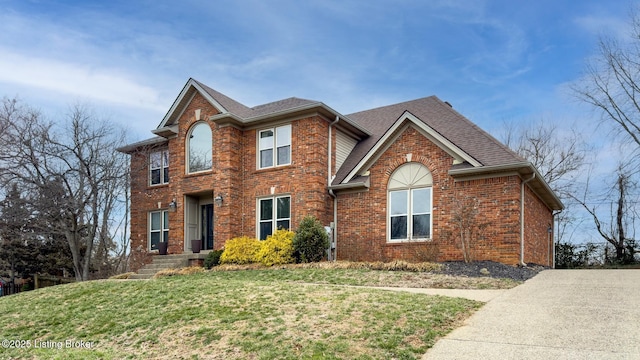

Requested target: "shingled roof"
[
  {"left": 333, "top": 96, "right": 526, "bottom": 184},
  {"left": 121, "top": 78, "right": 561, "bottom": 210}
]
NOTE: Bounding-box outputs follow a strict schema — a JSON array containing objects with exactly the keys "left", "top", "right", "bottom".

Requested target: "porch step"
[{"left": 132, "top": 253, "right": 210, "bottom": 280}]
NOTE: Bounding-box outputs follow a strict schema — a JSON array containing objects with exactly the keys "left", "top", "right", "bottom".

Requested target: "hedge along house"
[{"left": 119, "top": 78, "right": 563, "bottom": 272}]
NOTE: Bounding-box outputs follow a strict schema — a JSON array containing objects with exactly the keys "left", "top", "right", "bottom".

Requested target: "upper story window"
[
  {"left": 187, "top": 122, "right": 213, "bottom": 173},
  {"left": 259, "top": 124, "right": 291, "bottom": 169},
  {"left": 150, "top": 150, "right": 169, "bottom": 185},
  {"left": 388, "top": 162, "right": 433, "bottom": 241}
]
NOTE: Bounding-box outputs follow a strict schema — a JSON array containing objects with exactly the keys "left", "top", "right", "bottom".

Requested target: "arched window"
[
  {"left": 388, "top": 162, "right": 432, "bottom": 241},
  {"left": 187, "top": 122, "right": 212, "bottom": 173}
]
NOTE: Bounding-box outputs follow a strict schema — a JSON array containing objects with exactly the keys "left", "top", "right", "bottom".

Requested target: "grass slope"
[{"left": 0, "top": 269, "right": 483, "bottom": 360}]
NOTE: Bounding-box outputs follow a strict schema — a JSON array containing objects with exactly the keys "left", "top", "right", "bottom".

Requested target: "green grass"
[{"left": 0, "top": 269, "right": 483, "bottom": 360}]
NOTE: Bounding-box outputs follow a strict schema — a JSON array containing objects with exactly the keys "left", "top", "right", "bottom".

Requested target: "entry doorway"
[
  {"left": 185, "top": 195, "right": 214, "bottom": 252},
  {"left": 201, "top": 204, "right": 214, "bottom": 250}
]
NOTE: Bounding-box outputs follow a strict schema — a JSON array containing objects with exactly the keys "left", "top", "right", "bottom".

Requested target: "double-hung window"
[
  {"left": 149, "top": 210, "right": 169, "bottom": 250},
  {"left": 150, "top": 150, "right": 169, "bottom": 185},
  {"left": 259, "top": 124, "right": 291, "bottom": 168},
  {"left": 258, "top": 196, "right": 291, "bottom": 240},
  {"left": 388, "top": 162, "right": 433, "bottom": 241}
]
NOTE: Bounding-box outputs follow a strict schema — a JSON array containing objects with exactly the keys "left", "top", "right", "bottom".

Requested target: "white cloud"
[{"left": 0, "top": 50, "right": 165, "bottom": 112}]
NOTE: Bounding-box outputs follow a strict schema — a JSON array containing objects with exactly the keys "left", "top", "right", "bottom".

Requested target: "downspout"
[
  {"left": 327, "top": 115, "right": 340, "bottom": 261},
  {"left": 520, "top": 173, "right": 536, "bottom": 266},
  {"left": 551, "top": 209, "right": 563, "bottom": 269}
]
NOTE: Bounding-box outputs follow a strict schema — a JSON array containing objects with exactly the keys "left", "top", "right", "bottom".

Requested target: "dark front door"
[{"left": 201, "top": 204, "right": 214, "bottom": 250}]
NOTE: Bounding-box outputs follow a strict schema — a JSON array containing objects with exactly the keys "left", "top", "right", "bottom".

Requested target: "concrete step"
[{"left": 132, "top": 252, "right": 211, "bottom": 280}]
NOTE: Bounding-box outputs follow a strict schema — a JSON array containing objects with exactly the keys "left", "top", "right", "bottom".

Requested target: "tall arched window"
[
  {"left": 388, "top": 162, "right": 432, "bottom": 241},
  {"left": 187, "top": 122, "right": 212, "bottom": 173}
]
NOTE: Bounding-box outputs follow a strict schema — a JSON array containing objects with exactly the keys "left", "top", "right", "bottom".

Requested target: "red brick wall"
[
  {"left": 128, "top": 92, "right": 554, "bottom": 271},
  {"left": 524, "top": 185, "right": 554, "bottom": 266},
  {"left": 127, "top": 91, "right": 336, "bottom": 271},
  {"left": 240, "top": 116, "right": 334, "bottom": 237},
  {"left": 335, "top": 125, "right": 552, "bottom": 266}
]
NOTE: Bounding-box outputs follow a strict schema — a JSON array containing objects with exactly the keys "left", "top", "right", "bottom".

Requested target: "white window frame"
[
  {"left": 149, "top": 149, "right": 169, "bottom": 186},
  {"left": 149, "top": 210, "right": 169, "bottom": 251},
  {"left": 387, "top": 162, "right": 433, "bottom": 242},
  {"left": 257, "top": 195, "right": 291, "bottom": 240},
  {"left": 388, "top": 188, "right": 432, "bottom": 241},
  {"left": 258, "top": 124, "right": 291, "bottom": 169}
]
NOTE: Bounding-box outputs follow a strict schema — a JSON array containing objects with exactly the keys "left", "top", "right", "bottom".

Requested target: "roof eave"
[
  {"left": 116, "top": 137, "right": 169, "bottom": 154},
  {"left": 329, "top": 178, "right": 370, "bottom": 192},
  {"left": 449, "top": 163, "right": 564, "bottom": 211},
  {"left": 209, "top": 102, "right": 370, "bottom": 136},
  {"left": 152, "top": 124, "right": 179, "bottom": 138}
]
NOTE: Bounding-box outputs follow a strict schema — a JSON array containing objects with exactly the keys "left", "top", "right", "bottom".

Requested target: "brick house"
[{"left": 119, "top": 78, "right": 563, "bottom": 271}]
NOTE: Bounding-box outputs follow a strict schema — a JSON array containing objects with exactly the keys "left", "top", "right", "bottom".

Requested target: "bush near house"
[
  {"left": 204, "top": 249, "right": 224, "bottom": 269},
  {"left": 256, "top": 229, "right": 295, "bottom": 266},
  {"left": 293, "top": 215, "right": 329, "bottom": 263},
  {"left": 220, "top": 236, "right": 261, "bottom": 265}
]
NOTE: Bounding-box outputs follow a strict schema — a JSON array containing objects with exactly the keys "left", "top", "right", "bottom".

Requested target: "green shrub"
[
  {"left": 257, "top": 229, "right": 295, "bottom": 266},
  {"left": 204, "top": 249, "right": 224, "bottom": 269},
  {"left": 292, "top": 215, "right": 329, "bottom": 263},
  {"left": 220, "top": 236, "right": 261, "bottom": 264}
]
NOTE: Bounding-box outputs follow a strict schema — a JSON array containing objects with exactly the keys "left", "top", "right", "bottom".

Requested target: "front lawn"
[{"left": 0, "top": 268, "right": 483, "bottom": 359}]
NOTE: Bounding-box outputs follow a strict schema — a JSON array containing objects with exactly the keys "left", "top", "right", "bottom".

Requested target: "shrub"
[
  {"left": 204, "top": 249, "right": 224, "bottom": 269},
  {"left": 292, "top": 215, "right": 329, "bottom": 263},
  {"left": 220, "top": 236, "right": 261, "bottom": 264},
  {"left": 257, "top": 229, "right": 295, "bottom": 266}
]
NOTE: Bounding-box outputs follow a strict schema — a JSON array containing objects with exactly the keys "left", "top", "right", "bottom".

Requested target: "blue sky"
[
  {"left": 0, "top": 0, "right": 631, "bottom": 136},
  {"left": 0, "top": 0, "right": 636, "bottom": 244}
]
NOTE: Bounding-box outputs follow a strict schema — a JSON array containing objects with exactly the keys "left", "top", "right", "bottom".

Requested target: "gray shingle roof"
[
  {"left": 333, "top": 96, "right": 525, "bottom": 184},
  {"left": 195, "top": 79, "right": 318, "bottom": 119}
]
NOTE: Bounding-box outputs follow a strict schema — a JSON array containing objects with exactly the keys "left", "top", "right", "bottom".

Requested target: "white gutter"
[
  {"left": 521, "top": 173, "right": 536, "bottom": 266},
  {"left": 327, "top": 115, "right": 340, "bottom": 261},
  {"left": 551, "top": 210, "right": 563, "bottom": 268}
]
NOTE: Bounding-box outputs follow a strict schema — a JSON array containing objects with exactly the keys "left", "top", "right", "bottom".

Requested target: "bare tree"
[
  {"left": 571, "top": 166, "right": 638, "bottom": 263},
  {"left": 0, "top": 98, "right": 129, "bottom": 281},
  {"left": 572, "top": 9, "right": 640, "bottom": 161},
  {"left": 502, "top": 119, "right": 587, "bottom": 199},
  {"left": 443, "top": 195, "right": 490, "bottom": 263}
]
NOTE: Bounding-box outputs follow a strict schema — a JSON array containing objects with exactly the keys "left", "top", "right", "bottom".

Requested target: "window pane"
[
  {"left": 260, "top": 222, "right": 272, "bottom": 240},
  {"left": 276, "top": 220, "right": 290, "bottom": 230},
  {"left": 188, "top": 123, "right": 212, "bottom": 173},
  {"left": 259, "top": 130, "right": 274, "bottom": 149},
  {"left": 277, "top": 145, "right": 290, "bottom": 165},
  {"left": 151, "top": 212, "right": 161, "bottom": 230},
  {"left": 276, "top": 197, "right": 290, "bottom": 219},
  {"left": 150, "top": 232, "right": 160, "bottom": 250},
  {"left": 163, "top": 230, "right": 169, "bottom": 243},
  {"left": 390, "top": 216, "right": 407, "bottom": 239},
  {"left": 260, "top": 199, "right": 273, "bottom": 221},
  {"left": 162, "top": 150, "right": 169, "bottom": 167},
  {"left": 163, "top": 211, "right": 169, "bottom": 230},
  {"left": 260, "top": 149, "right": 273, "bottom": 168},
  {"left": 150, "top": 152, "right": 161, "bottom": 169},
  {"left": 390, "top": 190, "right": 408, "bottom": 215},
  {"left": 151, "top": 169, "right": 161, "bottom": 185},
  {"left": 276, "top": 125, "right": 291, "bottom": 147},
  {"left": 413, "top": 214, "right": 430, "bottom": 238},
  {"left": 163, "top": 167, "right": 169, "bottom": 183},
  {"left": 412, "top": 188, "right": 431, "bottom": 214}
]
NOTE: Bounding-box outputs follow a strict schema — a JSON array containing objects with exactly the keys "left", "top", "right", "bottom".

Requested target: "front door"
[{"left": 201, "top": 204, "right": 214, "bottom": 250}]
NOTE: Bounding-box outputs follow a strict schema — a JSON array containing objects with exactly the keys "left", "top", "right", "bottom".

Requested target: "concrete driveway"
[{"left": 424, "top": 270, "right": 640, "bottom": 359}]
